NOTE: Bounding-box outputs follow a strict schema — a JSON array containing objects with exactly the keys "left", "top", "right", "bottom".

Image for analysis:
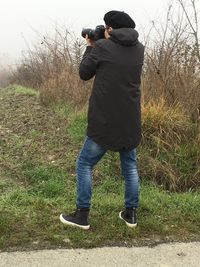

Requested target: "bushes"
[
  {"left": 138, "top": 100, "right": 200, "bottom": 191},
  {"left": 141, "top": 100, "right": 194, "bottom": 150},
  {"left": 9, "top": 29, "right": 90, "bottom": 108},
  {"left": 10, "top": 27, "right": 200, "bottom": 118},
  {"left": 39, "top": 68, "right": 91, "bottom": 107}
]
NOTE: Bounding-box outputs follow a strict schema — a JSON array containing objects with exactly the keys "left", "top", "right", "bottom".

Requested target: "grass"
[
  {"left": 51, "top": 103, "right": 75, "bottom": 118},
  {"left": 13, "top": 84, "right": 39, "bottom": 97},
  {"left": 0, "top": 176, "right": 199, "bottom": 251},
  {"left": 0, "top": 85, "right": 199, "bottom": 251}
]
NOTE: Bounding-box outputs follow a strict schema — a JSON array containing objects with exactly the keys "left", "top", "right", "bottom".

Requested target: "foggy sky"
[{"left": 0, "top": 0, "right": 191, "bottom": 66}]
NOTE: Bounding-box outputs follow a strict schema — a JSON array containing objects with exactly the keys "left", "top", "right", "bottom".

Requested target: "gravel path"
[{"left": 0, "top": 242, "right": 200, "bottom": 267}]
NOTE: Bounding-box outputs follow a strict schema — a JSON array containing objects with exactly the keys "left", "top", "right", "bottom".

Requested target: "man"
[{"left": 60, "top": 10, "right": 144, "bottom": 230}]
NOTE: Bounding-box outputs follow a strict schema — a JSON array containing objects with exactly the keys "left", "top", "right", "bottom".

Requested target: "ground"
[{"left": 0, "top": 85, "right": 199, "bottom": 253}]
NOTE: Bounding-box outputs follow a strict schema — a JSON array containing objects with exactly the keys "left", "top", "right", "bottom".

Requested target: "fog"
[
  {"left": 0, "top": 0, "right": 172, "bottom": 67},
  {"left": 1, "top": 0, "right": 200, "bottom": 69}
]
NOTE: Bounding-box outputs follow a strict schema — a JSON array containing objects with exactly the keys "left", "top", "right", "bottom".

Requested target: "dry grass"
[
  {"left": 141, "top": 99, "right": 193, "bottom": 149},
  {"left": 139, "top": 99, "right": 200, "bottom": 191},
  {"left": 39, "top": 68, "right": 91, "bottom": 107}
]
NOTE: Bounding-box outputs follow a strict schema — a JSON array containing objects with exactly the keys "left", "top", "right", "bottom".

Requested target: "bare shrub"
[
  {"left": 39, "top": 68, "right": 91, "bottom": 107},
  {"left": 10, "top": 25, "right": 90, "bottom": 108},
  {"left": 142, "top": 0, "right": 200, "bottom": 122}
]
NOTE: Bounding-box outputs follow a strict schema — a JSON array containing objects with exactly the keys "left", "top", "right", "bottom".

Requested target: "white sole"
[
  {"left": 119, "top": 212, "right": 137, "bottom": 228},
  {"left": 59, "top": 214, "right": 90, "bottom": 230}
]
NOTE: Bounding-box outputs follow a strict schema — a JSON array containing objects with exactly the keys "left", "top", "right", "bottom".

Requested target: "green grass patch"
[
  {"left": 13, "top": 85, "right": 39, "bottom": 97},
  {"left": 67, "top": 110, "right": 87, "bottom": 143},
  {"left": 0, "top": 180, "right": 199, "bottom": 250},
  {"left": 51, "top": 103, "right": 74, "bottom": 118}
]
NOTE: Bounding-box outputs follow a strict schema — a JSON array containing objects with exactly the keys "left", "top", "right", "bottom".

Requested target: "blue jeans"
[{"left": 75, "top": 136, "right": 139, "bottom": 209}]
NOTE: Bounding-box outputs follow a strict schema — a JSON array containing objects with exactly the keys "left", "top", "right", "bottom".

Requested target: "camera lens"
[{"left": 81, "top": 28, "right": 95, "bottom": 39}]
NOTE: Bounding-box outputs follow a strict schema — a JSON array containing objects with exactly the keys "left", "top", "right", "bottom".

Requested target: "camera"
[{"left": 81, "top": 25, "right": 105, "bottom": 41}]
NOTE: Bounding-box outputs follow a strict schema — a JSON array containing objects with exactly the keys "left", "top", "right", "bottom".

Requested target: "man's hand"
[{"left": 85, "top": 34, "right": 95, "bottom": 47}]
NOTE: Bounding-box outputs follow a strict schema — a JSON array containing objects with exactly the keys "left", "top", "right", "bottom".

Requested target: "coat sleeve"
[{"left": 79, "top": 42, "right": 102, "bottom": 81}]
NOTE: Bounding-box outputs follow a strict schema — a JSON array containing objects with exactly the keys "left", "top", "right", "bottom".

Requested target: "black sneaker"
[
  {"left": 60, "top": 208, "right": 90, "bottom": 230},
  {"left": 119, "top": 208, "right": 137, "bottom": 228}
]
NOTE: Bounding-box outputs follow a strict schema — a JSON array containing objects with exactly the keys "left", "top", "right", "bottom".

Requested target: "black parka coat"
[{"left": 79, "top": 28, "right": 144, "bottom": 152}]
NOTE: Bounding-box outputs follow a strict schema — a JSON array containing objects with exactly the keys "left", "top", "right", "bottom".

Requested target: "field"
[{"left": 0, "top": 85, "right": 199, "bottom": 252}]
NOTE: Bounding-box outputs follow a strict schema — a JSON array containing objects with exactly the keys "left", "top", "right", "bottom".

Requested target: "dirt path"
[{"left": 0, "top": 242, "right": 200, "bottom": 267}]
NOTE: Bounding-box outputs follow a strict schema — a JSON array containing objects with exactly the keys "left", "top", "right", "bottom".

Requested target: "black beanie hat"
[{"left": 104, "top": 10, "right": 136, "bottom": 29}]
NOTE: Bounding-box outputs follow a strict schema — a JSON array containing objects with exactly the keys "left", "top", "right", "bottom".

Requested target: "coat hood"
[{"left": 109, "top": 28, "right": 139, "bottom": 46}]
